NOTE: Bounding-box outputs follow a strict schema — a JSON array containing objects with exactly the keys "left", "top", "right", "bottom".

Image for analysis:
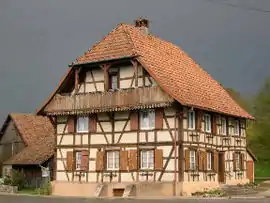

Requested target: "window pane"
[
  {"left": 190, "top": 151, "right": 196, "bottom": 170},
  {"left": 111, "top": 75, "right": 118, "bottom": 90},
  {"left": 140, "top": 110, "right": 155, "bottom": 130},
  {"left": 76, "top": 152, "right": 82, "bottom": 169},
  {"left": 77, "top": 116, "right": 89, "bottom": 132},
  {"left": 188, "top": 111, "right": 195, "bottom": 129}
]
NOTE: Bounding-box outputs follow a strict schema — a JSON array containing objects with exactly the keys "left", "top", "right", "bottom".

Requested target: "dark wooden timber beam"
[
  {"left": 130, "top": 60, "right": 138, "bottom": 87},
  {"left": 100, "top": 64, "right": 111, "bottom": 91}
]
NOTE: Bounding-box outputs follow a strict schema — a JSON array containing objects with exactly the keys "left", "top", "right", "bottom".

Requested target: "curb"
[{"left": 0, "top": 192, "right": 269, "bottom": 200}]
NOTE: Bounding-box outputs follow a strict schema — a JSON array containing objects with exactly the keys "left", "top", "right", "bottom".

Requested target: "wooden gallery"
[{"left": 36, "top": 19, "right": 256, "bottom": 197}]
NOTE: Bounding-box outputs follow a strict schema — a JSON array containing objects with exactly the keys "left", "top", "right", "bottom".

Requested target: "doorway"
[
  {"left": 113, "top": 188, "right": 125, "bottom": 197},
  {"left": 218, "top": 152, "right": 225, "bottom": 183}
]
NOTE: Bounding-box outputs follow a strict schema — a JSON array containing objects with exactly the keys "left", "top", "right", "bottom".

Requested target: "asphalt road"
[{"left": 0, "top": 195, "right": 270, "bottom": 203}]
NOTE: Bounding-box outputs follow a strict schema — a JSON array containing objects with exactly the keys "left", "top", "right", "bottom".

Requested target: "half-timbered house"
[{"left": 37, "top": 18, "right": 255, "bottom": 197}]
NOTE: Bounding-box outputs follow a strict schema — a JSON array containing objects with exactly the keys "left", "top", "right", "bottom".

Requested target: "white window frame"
[
  {"left": 204, "top": 114, "right": 212, "bottom": 133},
  {"left": 221, "top": 117, "right": 227, "bottom": 135},
  {"left": 207, "top": 152, "right": 212, "bottom": 170},
  {"left": 190, "top": 150, "right": 196, "bottom": 170},
  {"left": 235, "top": 152, "right": 241, "bottom": 170},
  {"left": 188, "top": 111, "right": 195, "bottom": 130},
  {"left": 234, "top": 120, "right": 240, "bottom": 136},
  {"left": 140, "top": 150, "right": 154, "bottom": 169},
  {"left": 106, "top": 151, "right": 120, "bottom": 171},
  {"left": 75, "top": 151, "right": 82, "bottom": 170},
  {"left": 140, "top": 109, "right": 155, "bottom": 130},
  {"left": 76, "top": 116, "right": 89, "bottom": 133}
]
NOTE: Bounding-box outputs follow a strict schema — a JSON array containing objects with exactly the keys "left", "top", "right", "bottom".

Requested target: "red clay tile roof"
[
  {"left": 2, "top": 114, "right": 55, "bottom": 165},
  {"left": 38, "top": 23, "right": 253, "bottom": 119}
]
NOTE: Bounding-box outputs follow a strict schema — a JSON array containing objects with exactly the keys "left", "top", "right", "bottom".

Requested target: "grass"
[{"left": 17, "top": 188, "right": 39, "bottom": 195}]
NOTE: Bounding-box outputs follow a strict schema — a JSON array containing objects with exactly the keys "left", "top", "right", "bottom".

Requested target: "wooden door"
[
  {"left": 247, "top": 160, "right": 254, "bottom": 183},
  {"left": 218, "top": 152, "right": 225, "bottom": 183},
  {"left": 113, "top": 188, "right": 124, "bottom": 197}
]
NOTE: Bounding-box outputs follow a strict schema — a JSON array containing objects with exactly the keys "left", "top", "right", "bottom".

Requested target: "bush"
[
  {"left": 3, "top": 169, "right": 26, "bottom": 190},
  {"left": 35, "top": 178, "right": 52, "bottom": 195}
]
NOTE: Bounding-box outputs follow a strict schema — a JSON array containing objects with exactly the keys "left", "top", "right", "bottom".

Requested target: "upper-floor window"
[
  {"left": 188, "top": 111, "right": 195, "bottom": 130},
  {"left": 109, "top": 72, "right": 119, "bottom": 90},
  {"left": 234, "top": 119, "right": 240, "bottom": 136},
  {"left": 140, "top": 150, "right": 154, "bottom": 169},
  {"left": 76, "top": 116, "right": 89, "bottom": 133},
  {"left": 140, "top": 109, "right": 155, "bottom": 130},
  {"left": 221, "top": 117, "right": 227, "bottom": 135},
  {"left": 204, "top": 114, "right": 211, "bottom": 133},
  {"left": 190, "top": 150, "right": 196, "bottom": 170},
  {"left": 106, "top": 151, "right": 120, "bottom": 170}
]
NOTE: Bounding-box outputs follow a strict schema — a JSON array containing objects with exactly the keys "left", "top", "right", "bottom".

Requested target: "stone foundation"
[{"left": 0, "top": 185, "right": 18, "bottom": 193}]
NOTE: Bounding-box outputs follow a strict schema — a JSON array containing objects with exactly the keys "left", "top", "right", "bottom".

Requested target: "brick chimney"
[{"left": 134, "top": 18, "right": 149, "bottom": 34}]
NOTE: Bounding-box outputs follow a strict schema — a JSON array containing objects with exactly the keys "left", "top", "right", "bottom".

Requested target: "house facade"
[{"left": 37, "top": 19, "right": 254, "bottom": 197}]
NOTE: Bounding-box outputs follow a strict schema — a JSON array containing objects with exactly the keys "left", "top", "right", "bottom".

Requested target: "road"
[{"left": 0, "top": 195, "right": 270, "bottom": 203}]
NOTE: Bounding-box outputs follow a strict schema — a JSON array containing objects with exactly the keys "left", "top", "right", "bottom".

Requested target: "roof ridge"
[
  {"left": 121, "top": 24, "right": 138, "bottom": 57},
  {"left": 72, "top": 23, "right": 134, "bottom": 65}
]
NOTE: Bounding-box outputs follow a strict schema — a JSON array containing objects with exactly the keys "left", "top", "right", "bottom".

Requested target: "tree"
[{"left": 248, "top": 77, "right": 270, "bottom": 161}]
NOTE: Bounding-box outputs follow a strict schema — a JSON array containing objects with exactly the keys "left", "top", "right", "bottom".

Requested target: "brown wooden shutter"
[
  {"left": 66, "top": 151, "right": 74, "bottom": 172},
  {"left": 80, "top": 150, "right": 89, "bottom": 172},
  {"left": 130, "top": 111, "right": 139, "bottom": 131},
  {"left": 211, "top": 115, "right": 217, "bottom": 134},
  {"left": 196, "top": 111, "right": 203, "bottom": 131},
  {"left": 196, "top": 150, "right": 200, "bottom": 171},
  {"left": 240, "top": 153, "right": 245, "bottom": 171},
  {"left": 233, "top": 152, "right": 236, "bottom": 171},
  {"left": 89, "top": 114, "right": 97, "bottom": 133},
  {"left": 213, "top": 151, "right": 219, "bottom": 172},
  {"left": 155, "top": 108, "right": 163, "bottom": 130},
  {"left": 96, "top": 150, "right": 105, "bottom": 171},
  {"left": 128, "top": 150, "right": 138, "bottom": 171},
  {"left": 198, "top": 151, "right": 203, "bottom": 171},
  {"left": 67, "top": 116, "right": 75, "bottom": 133},
  {"left": 120, "top": 150, "right": 128, "bottom": 171},
  {"left": 184, "top": 149, "right": 190, "bottom": 171},
  {"left": 203, "top": 151, "right": 207, "bottom": 171},
  {"left": 154, "top": 149, "right": 163, "bottom": 170}
]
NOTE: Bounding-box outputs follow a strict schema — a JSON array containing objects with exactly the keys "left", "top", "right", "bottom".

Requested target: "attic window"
[{"left": 108, "top": 69, "right": 119, "bottom": 90}]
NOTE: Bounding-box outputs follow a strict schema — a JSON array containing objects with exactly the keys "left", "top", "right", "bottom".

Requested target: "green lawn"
[{"left": 17, "top": 188, "right": 39, "bottom": 195}]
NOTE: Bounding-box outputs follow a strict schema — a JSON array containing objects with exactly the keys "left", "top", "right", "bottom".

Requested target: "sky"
[{"left": 0, "top": 0, "right": 270, "bottom": 123}]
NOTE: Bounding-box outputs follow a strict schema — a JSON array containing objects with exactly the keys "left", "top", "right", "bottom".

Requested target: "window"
[
  {"left": 234, "top": 119, "right": 240, "bottom": 136},
  {"left": 204, "top": 114, "right": 211, "bottom": 133},
  {"left": 107, "top": 151, "right": 120, "bottom": 170},
  {"left": 76, "top": 116, "right": 89, "bottom": 133},
  {"left": 109, "top": 72, "right": 119, "bottom": 90},
  {"left": 235, "top": 152, "right": 241, "bottom": 170},
  {"left": 207, "top": 152, "right": 212, "bottom": 170},
  {"left": 140, "top": 150, "right": 154, "bottom": 169},
  {"left": 221, "top": 117, "right": 227, "bottom": 135},
  {"left": 140, "top": 109, "right": 155, "bottom": 130},
  {"left": 75, "top": 151, "right": 82, "bottom": 170},
  {"left": 190, "top": 150, "right": 196, "bottom": 170},
  {"left": 188, "top": 111, "right": 195, "bottom": 130}
]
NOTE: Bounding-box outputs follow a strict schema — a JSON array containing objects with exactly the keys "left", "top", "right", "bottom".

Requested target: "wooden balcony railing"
[{"left": 44, "top": 86, "right": 174, "bottom": 115}]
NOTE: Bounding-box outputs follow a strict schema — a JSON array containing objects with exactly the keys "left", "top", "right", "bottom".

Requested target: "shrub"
[{"left": 3, "top": 169, "right": 26, "bottom": 190}]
